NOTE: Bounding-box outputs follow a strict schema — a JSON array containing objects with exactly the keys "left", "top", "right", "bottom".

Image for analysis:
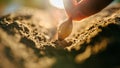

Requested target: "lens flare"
[{"left": 49, "top": 0, "right": 64, "bottom": 9}]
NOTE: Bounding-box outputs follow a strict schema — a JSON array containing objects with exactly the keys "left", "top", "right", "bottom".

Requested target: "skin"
[
  {"left": 58, "top": 0, "right": 114, "bottom": 40},
  {"left": 63, "top": 0, "right": 114, "bottom": 21}
]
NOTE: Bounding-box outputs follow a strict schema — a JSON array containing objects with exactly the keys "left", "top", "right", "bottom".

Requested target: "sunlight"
[{"left": 49, "top": 0, "right": 64, "bottom": 9}]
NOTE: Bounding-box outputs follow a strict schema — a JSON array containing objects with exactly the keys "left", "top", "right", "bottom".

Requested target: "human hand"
[
  {"left": 57, "top": 0, "right": 113, "bottom": 40},
  {"left": 63, "top": 0, "right": 113, "bottom": 21}
]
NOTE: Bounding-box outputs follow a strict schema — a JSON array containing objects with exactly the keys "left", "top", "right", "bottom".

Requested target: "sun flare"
[{"left": 49, "top": 0, "right": 64, "bottom": 9}]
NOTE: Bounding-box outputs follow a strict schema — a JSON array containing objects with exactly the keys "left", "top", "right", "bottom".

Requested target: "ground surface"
[{"left": 0, "top": 3, "right": 120, "bottom": 68}]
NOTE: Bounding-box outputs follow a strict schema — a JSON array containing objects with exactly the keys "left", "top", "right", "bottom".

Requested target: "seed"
[{"left": 58, "top": 18, "right": 73, "bottom": 40}]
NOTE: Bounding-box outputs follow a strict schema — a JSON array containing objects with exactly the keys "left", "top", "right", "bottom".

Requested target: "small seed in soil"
[{"left": 58, "top": 18, "right": 73, "bottom": 40}]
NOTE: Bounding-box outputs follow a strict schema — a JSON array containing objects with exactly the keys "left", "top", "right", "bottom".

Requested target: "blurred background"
[
  {"left": 0, "top": 0, "right": 120, "bottom": 18},
  {"left": 0, "top": 0, "right": 119, "bottom": 22},
  {"left": 0, "top": 0, "right": 66, "bottom": 21}
]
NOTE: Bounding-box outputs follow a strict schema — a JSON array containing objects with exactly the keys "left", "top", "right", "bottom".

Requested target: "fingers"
[
  {"left": 77, "top": 0, "right": 114, "bottom": 16},
  {"left": 63, "top": 0, "right": 77, "bottom": 18},
  {"left": 63, "top": 0, "right": 113, "bottom": 21}
]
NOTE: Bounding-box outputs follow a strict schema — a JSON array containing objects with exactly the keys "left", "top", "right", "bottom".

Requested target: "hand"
[{"left": 63, "top": 0, "right": 113, "bottom": 21}]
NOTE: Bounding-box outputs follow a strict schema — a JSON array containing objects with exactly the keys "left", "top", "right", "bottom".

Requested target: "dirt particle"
[
  {"left": 20, "top": 37, "right": 35, "bottom": 48},
  {"left": 4, "top": 46, "right": 14, "bottom": 61}
]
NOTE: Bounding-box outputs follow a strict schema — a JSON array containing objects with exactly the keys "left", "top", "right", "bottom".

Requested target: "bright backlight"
[{"left": 49, "top": 0, "right": 64, "bottom": 9}]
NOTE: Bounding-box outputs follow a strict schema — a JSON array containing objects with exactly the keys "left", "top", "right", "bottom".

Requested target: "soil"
[{"left": 0, "top": 4, "right": 120, "bottom": 68}]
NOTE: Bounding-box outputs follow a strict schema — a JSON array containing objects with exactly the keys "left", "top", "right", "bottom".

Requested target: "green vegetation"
[
  {"left": 0, "top": 0, "right": 12, "bottom": 4},
  {"left": 116, "top": 0, "right": 120, "bottom": 2}
]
